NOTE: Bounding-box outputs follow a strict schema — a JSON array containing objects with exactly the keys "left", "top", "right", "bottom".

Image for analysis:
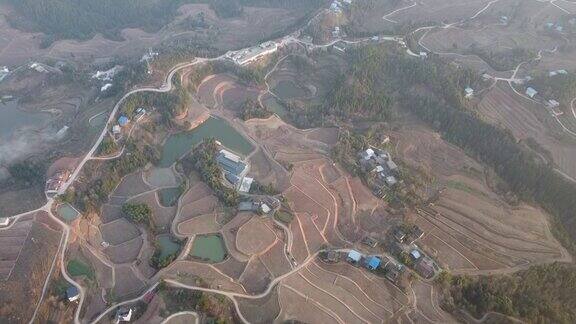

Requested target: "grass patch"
[
  {"left": 67, "top": 259, "right": 95, "bottom": 280},
  {"left": 274, "top": 210, "right": 294, "bottom": 224},
  {"left": 446, "top": 180, "right": 487, "bottom": 198}
]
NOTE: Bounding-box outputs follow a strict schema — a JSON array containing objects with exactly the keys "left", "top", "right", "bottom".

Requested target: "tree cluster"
[
  {"left": 442, "top": 263, "right": 576, "bottom": 324},
  {"left": 240, "top": 98, "right": 272, "bottom": 121}
]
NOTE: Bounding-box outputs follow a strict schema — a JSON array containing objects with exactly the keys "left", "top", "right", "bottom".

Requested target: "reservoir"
[{"left": 159, "top": 116, "right": 253, "bottom": 167}]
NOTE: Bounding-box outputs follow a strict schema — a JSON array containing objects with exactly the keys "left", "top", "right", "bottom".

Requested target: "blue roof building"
[
  {"left": 347, "top": 250, "right": 362, "bottom": 263},
  {"left": 366, "top": 256, "right": 381, "bottom": 270},
  {"left": 118, "top": 116, "right": 129, "bottom": 127},
  {"left": 217, "top": 149, "right": 247, "bottom": 177}
]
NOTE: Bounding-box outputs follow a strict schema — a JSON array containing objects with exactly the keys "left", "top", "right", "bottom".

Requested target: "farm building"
[
  {"left": 365, "top": 256, "right": 381, "bottom": 270},
  {"left": 239, "top": 201, "right": 255, "bottom": 211},
  {"left": 526, "top": 87, "right": 538, "bottom": 98},
  {"left": 0, "top": 66, "right": 9, "bottom": 82},
  {"left": 66, "top": 286, "right": 80, "bottom": 302},
  {"left": 410, "top": 249, "right": 422, "bottom": 261},
  {"left": 419, "top": 52, "right": 428, "bottom": 59},
  {"left": 547, "top": 99, "right": 560, "bottom": 108},
  {"left": 217, "top": 149, "right": 248, "bottom": 177},
  {"left": 0, "top": 218, "right": 8, "bottom": 226},
  {"left": 464, "top": 87, "right": 474, "bottom": 98},
  {"left": 416, "top": 257, "right": 435, "bottom": 279},
  {"left": 46, "top": 170, "right": 71, "bottom": 194},
  {"left": 115, "top": 307, "right": 133, "bottom": 322},
  {"left": 239, "top": 177, "right": 253, "bottom": 193},
  {"left": 230, "top": 41, "right": 278, "bottom": 66},
  {"left": 347, "top": 250, "right": 362, "bottom": 264}
]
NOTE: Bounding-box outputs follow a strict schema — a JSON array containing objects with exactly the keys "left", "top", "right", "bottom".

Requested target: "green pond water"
[
  {"left": 157, "top": 235, "right": 181, "bottom": 259},
  {"left": 158, "top": 187, "right": 181, "bottom": 207},
  {"left": 263, "top": 96, "right": 288, "bottom": 119},
  {"left": 273, "top": 80, "right": 308, "bottom": 100},
  {"left": 0, "top": 100, "right": 48, "bottom": 140},
  {"left": 190, "top": 234, "right": 226, "bottom": 263},
  {"left": 159, "top": 117, "right": 253, "bottom": 167},
  {"left": 57, "top": 204, "right": 80, "bottom": 221}
]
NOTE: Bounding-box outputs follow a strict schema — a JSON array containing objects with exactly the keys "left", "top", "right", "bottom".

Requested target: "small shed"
[
  {"left": 347, "top": 250, "right": 362, "bottom": 263},
  {"left": 464, "top": 87, "right": 474, "bottom": 98}
]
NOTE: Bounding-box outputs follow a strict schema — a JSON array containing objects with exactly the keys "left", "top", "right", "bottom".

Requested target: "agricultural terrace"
[{"left": 393, "top": 123, "right": 569, "bottom": 274}]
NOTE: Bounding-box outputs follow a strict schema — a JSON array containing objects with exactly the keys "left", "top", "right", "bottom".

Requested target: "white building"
[
  {"left": 239, "top": 177, "right": 254, "bottom": 193},
  {"left": 419, "top": 52, "right": 428, "bottom": 59},
  {"left": 526, "top": 87, "right": 538, "bottom": 98},
  {"left": 101, "top": 83, "right": 113, "bottom": 92},
  {"left": 464, "top": 87, "right": 474, "bottom": 98},
  {"left": 0, "top": 217, "right": 9, "bottom": 226},
  {"left": 547, "top": 99, "right": 560, "bottom": 108},
  {"left": 231, "top": 41, "right": 278, "bottom": 66}
]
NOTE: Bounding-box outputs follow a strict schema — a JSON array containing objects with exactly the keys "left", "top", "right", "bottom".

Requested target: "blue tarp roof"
[
  {"left": 367, "top": 256, "right": 381, "bottom": 269},
  {"left": 347, "top": 250, "right": 362, "bottom": 262},
  {"left": 118, "top": 116, "right": 129, "bottom": 126}
]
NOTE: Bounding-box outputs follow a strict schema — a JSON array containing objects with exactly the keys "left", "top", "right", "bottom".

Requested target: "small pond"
[
  {"left": 190, "top": 234, "right": 227, "bottom": 263},
  {"left": 0, "top": 100, "right": 49, "bottom": 140},
  {"left": 157, "top": 235, "right": 181, "bottom": 259},
  {"left": 57, "top": 204, "right": 80, "bottom": 222},
  {"left": 159, "top": 117, "right": 254, "bottom": 167},
  {"left": 157, "top": 187, "right": 181, "bottom": 207},
  {"left": 273, "top": 80, "right": 308, "bottom": 100}
]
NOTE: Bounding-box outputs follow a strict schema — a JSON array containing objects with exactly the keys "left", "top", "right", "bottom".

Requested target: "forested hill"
[
  {"left": 4, "top": 0, "right": 325, "bottom": 42},
  {"left": 4, "top": 0, "right": 186, "bottom": 41}
]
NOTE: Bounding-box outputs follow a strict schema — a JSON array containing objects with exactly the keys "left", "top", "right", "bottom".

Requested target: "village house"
[
  {"left": 464, "top": 87, "right": 474, "bottom": 98},
  {"left": 416, "top": 257, "right": 435, "bottom": 279},
  {"left": 46, "top": 170, "right": 71, "bottom": 194},
  {"left": 66, "top": 286, "right": 80, "bottom": 302}
]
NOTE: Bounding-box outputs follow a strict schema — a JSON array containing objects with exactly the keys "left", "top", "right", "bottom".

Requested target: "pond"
[
  {"left": 157, "top": 235, "right": 181, "bottom": 259},
  {"left": 0, "top": 100, "right": 48, "bottom": 140},
  {"left": 159, "top": 117, "right": 254, "bottom": 167},
  {"left": 190, "top": 234, "right": 227, "bottom": 263},
  {"left": 157, "top": 187, "right": 181, "bottom": 207},
  {"left": 57, "top": 204, "right": 80, "bottom": 222},
  {"left": 273, "top": 80, "right": 308, "bottom": 100}
]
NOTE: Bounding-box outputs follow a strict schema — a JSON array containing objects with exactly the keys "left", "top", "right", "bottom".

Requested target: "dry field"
[
  {"left": 0, "top": 212, "right": 62, "bottom": 323},
  {"left": 276, "top": 261, "right": 409, "bottom": 324},
  {"left": 393, "top": 122, "right": 569, "bottom": 274}
]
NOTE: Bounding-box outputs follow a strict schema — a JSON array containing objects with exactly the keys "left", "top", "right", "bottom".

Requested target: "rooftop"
[{"left": 347, "top": 250, "right": 362, "bottom": 262}]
